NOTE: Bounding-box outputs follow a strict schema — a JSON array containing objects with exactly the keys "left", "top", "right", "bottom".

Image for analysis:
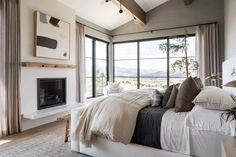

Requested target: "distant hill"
[{"left": 115, "top": 67, "right": 185, "bottom": 78}]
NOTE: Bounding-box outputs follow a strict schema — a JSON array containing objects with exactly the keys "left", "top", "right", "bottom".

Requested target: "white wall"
[
  {"left": 21, "top": 0, "right": 76, "bottom": 130},
  {"left": 224, "top": 0, "right": 236, "bottom": 60}
]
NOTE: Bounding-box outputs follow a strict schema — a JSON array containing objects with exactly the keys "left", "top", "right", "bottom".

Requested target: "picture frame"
[{"left": 35, "top": 11, "right": 70, "bottom": 60}]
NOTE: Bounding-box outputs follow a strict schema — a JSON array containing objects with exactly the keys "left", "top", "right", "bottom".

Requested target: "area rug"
[{"left": 0, "top": 122, "right": 88, "bottom": 157}]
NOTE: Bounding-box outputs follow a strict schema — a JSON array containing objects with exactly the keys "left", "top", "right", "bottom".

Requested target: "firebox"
[{"left": 37, "top": 78, "right": 66, "bottom": 110}]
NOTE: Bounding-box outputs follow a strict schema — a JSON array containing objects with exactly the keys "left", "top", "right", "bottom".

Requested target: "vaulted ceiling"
[{"left": 57, "top": 0, "right": 168, "bottom": 31}]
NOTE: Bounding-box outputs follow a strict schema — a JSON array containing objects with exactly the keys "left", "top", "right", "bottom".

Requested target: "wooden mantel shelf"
[{"left": 21, "top": 62, "right": 76, "bottom": 69}]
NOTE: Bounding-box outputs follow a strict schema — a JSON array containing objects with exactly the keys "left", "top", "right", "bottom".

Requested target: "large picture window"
[
  {"left": 85, "top": 36, "right": 108, "bottom": 98},
  {"left": 113, "top": 35, "right": 197, "bottom": 90}
]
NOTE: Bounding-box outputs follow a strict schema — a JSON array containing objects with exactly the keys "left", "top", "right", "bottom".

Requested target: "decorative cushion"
[
  {"left": 164, "top": 85, "right": 178, "bottom": 109},
  {"left": 162, "top": 85, "right": 174, "bottom": 107},
  {"left": 193, "top": 77, "right": 203, "bottom": 89},
  {"left": 150, "top": 90, "right": 163, "bottom": 107},
  {"left": 192, "top": 86, "right": 236, "bottom": 110},
  {"left": 105, "top": 82, "right": 123, "bottom": 95},
  {"left": 175, "top": 77, "right": 201, "bottom": 112}
]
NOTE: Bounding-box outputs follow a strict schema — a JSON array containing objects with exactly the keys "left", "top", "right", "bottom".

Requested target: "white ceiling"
[{"left": 57, "top": 0, "right": 168, "bottom": 31}]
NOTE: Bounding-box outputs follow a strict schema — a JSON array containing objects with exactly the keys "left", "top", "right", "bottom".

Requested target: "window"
[
  {"left": 85, "top": 36, "right": 108, "bottom": 98},
  {"left": 114, "top": 42, "right": 138, "bottom": 89},
  {"left": 113, "top": 35, "right": 197, "bottom": 90}
]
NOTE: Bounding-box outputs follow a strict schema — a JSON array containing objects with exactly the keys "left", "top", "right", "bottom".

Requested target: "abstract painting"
[{"left": 35, "top": 11, "right": 70, "bottom": 60}]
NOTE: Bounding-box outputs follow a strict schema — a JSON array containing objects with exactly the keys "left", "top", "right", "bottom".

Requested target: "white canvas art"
[{"left": 35, "top": 11, "right": 70, "bottom": 60}]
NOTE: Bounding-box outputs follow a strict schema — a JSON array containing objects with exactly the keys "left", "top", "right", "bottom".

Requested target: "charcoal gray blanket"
[{"left": 131, "top": 106, "right": 167, "bottom": 149}]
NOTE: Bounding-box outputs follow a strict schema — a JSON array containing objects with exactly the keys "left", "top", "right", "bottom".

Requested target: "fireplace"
[{"left": 37, "top": 78, "right": 66, "bottom": 110}]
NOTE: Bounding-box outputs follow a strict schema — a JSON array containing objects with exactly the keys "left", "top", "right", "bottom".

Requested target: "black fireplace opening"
[{"left": 37, "top": 78, "right": 66, "bottom": 110}]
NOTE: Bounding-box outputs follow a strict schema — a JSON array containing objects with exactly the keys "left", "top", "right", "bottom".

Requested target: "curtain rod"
[
  {"left": 113, "top": 21, "right": 218, "bottom": 37},
  {"left": 76, "top": 22, "right": 113, "bottom": 37}
]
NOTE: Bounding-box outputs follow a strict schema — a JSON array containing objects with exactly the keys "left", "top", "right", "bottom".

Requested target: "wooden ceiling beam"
[
  {"left": 111, "top": 0, "right": 146, "bottom": 25},
  {"left": 183, "top": 0, "right": 193, "bottom": 6}
]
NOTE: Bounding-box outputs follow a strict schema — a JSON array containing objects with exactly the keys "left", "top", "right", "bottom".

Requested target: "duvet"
[{"left": 71, "top": 89, "right": 153, "bottom": 146}]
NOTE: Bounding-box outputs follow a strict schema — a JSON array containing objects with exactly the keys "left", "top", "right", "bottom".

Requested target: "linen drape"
[
  {"left": 195, "top": 24, "right": 220, "bottom": 87},
  {"left": 76, "top": 23, "right": 86, "bottom": 103},
  {"left": 0, "top": 0, "right": 21, "bottom": 137}
]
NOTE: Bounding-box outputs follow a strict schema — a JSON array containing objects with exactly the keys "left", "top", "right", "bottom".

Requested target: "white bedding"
[
  {"left": 71, "top": 89, "right": 153, "bottom": 146},
  {"left": 71, "top": 92, "right": 236, "bottom": 156},
  {"left": 161, "top": 109, "right": 190, "bottom": 155},
  {"left": 185, "top": 105, "right": 236, "bottom": 136}
]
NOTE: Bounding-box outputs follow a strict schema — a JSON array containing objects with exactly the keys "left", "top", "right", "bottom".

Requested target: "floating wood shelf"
[{"left": 21, "top": 62, "right": 76, "bottom": 69}]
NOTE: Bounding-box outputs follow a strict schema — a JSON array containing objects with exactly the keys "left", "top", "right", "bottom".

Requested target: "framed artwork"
[{"left": 35, "top": 11, "right": 70, "bottom": 60}]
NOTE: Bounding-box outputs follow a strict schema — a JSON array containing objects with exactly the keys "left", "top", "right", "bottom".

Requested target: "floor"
[{"left": 0, "top": 121, "right": 88, "bottom": 157}]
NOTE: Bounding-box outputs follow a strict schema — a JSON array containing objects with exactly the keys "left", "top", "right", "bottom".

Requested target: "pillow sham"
[
  {"left": 164, "top": 85, "right": 178, "bottom": 109},
  {"left": 150, "top": 90, "right": 163, "bottom": 107},
  {"left": 192, "top": 86, "right": 236, "bottom": 110},
  {"left": 175, "top": 77, "right": 201, "bottom": 112},
  {"left": 162, "top": 85, "right": 174, "bottom": 107}
]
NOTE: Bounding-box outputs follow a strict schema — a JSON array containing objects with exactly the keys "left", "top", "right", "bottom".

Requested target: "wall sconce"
[{"left": 205, "top": 73, "right": 222, "bottom": 81}]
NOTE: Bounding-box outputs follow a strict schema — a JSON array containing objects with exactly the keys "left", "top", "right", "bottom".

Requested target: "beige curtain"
[
  {"left": 0, "top": 0, "right": 21, "bottom": 137},
  {"left": 76, "top": 23, "right": 86, "bottom": 103},
  {"left": 196, "top": 23, "right": 220, "bottom": 87}
]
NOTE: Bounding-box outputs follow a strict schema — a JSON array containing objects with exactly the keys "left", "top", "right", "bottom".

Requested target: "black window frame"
[
  {"left": 85, "top": 35, "right": 109, "bottom": 98},
  {"left": 113, "top": 34, "right": 196, "bottom": 89}
]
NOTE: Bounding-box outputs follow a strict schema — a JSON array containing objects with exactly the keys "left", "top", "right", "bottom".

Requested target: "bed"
[{"left": 71, "top": 56, "right": 236, "bottom": 157}]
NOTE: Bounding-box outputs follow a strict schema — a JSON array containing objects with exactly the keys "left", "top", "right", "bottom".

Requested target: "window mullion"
[
  {"left": 137, "top": 42, "right": 140, "bottom": 89},
  {"left": 167, "top": 38, "right": 170, "bottom": 87},
  {"left": 92, "top": 39, "right": 96, "bottom": 97}
]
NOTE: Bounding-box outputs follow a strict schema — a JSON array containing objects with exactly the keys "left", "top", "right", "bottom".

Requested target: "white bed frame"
[
  {"left": 71, "top": 55, "right": 236, "bottom": 157},
  {"left": 223, "top": 55, "right": 236, "bottom": 95},
  {"left": 71, "top": 136, "right": 189, "bottom": 157},
  {"left": 71, "top": 107, "right": 189, "bottom": 157}
]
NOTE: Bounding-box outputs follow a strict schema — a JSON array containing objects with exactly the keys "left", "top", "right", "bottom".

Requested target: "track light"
[{"left": 119, "top": 0, "right": 123, "bottom": 14}]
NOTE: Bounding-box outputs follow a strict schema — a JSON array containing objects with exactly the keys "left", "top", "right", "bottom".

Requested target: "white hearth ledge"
[{"left": 22, "top": 103, "right": 84, "bottom": 120}]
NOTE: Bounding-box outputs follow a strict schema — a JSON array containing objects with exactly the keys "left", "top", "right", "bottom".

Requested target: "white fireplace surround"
[{"left": 21, "top": 68, "right": 77, "bottom": 119}]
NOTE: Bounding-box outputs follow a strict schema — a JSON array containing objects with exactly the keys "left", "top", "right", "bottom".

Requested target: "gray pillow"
[
  {"left": 162, "top": 85, "right": 174, "bottom": 107},
  {"left": 175, "top": 77, "right": 201, "bottom": 112},
  {"left": 151, "top": 90, "right": 163, "bottom": 107},
  {"left": 164, "top": 85, "right": 178, "bottom": 109},
  {"left": 193, "top": 77, "right": 203, "bottom": 89}
]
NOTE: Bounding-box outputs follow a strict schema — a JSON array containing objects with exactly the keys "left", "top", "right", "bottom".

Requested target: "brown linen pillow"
[
  {"left": 175, "top": 77, "right": 201, "bottom": 112},
  {"left": 193, "top": 77, "right": 203, "bottom": 89},
  {"left": 162, "top": 85, "right": 174, "bottom": 107},
  {"left": 164, "top": 85, "right": 178, "bottom": 109}
]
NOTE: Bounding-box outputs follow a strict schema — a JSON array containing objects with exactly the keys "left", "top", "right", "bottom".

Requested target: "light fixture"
[
  {"left": 224, "top": 80, "right": 236, "bottom": 87},
  {"left": 205, "top": 73, "right": 222, "bottom": 81},
  {"left": 231, "top": 68, "right": 236, "bottom": 76},
  {"left": 119, "top": 0, "right": 123, "bottom": 14}
]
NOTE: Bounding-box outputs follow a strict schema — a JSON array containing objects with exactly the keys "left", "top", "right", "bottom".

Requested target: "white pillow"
[
  {"left": 106, "top": 82, "right": 123, "bottom": 95},
  {"left": 192, "top": 86, "right": 236, "bottom": 110}
]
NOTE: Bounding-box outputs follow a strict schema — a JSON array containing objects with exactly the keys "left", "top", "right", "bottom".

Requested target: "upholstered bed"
[{"left": 71, "top": 56, "right": 236, "bottom": 157}]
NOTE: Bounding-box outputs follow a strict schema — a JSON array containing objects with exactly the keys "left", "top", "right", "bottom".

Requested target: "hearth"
[{"left": 37, "top": 78, "right": 66, "bottom": 110}]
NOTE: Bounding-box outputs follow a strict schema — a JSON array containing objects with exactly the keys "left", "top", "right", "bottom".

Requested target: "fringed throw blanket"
[{"left": 71, "top": 89, "right": 153, "bottom": 146}]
